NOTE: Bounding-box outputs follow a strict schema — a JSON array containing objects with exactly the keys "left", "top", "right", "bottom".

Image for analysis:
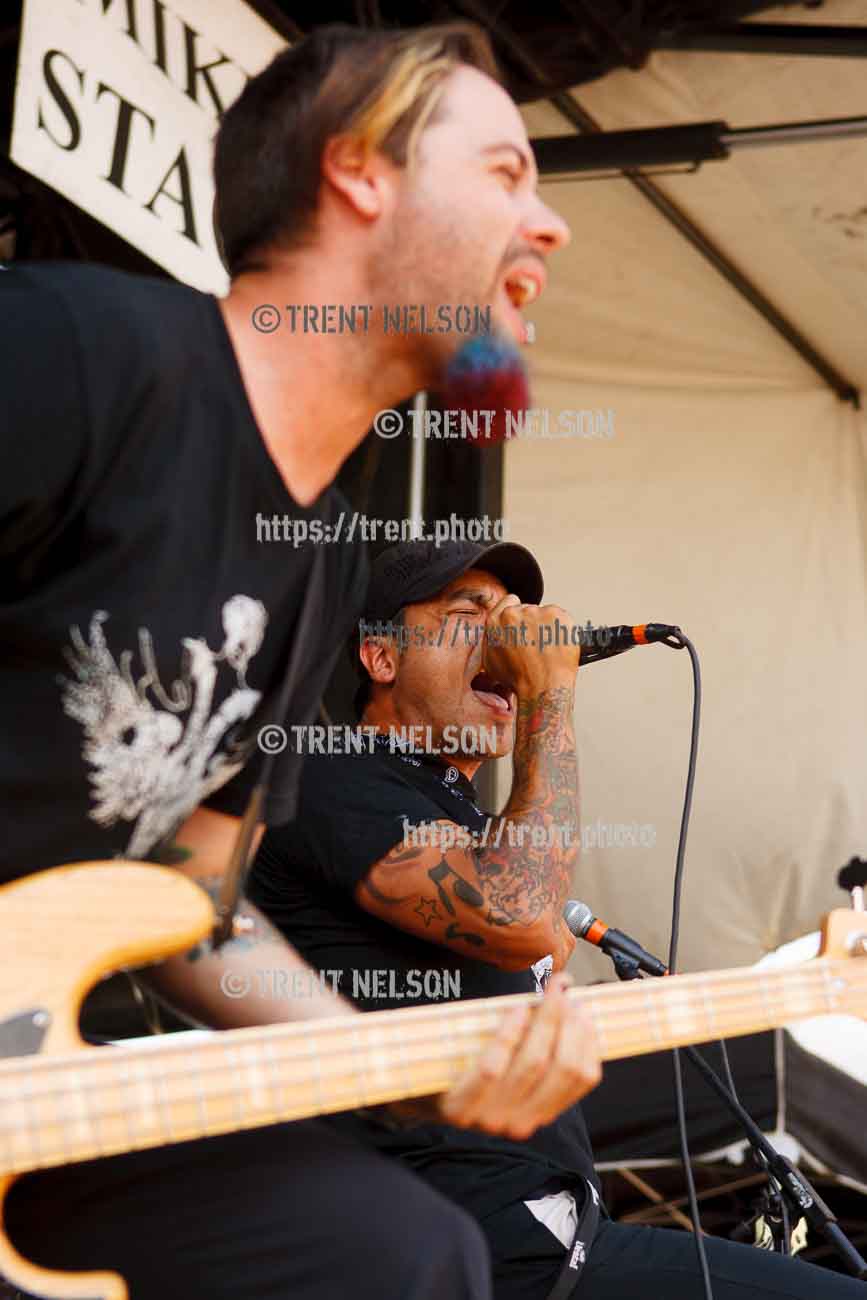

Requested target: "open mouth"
[
  {"left": 500, "top": 271, "right": 543, "bottom": 345},
  {"left": 470, "top": 671, "right": 515, "bottom": 716},
  {"left": 504, "top": 275, "right": 541, "bottom": 310}
]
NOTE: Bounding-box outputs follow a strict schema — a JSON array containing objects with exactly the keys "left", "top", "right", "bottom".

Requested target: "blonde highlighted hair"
[{"left": 346, "top": 31, "right": 492, "bottom": 171}]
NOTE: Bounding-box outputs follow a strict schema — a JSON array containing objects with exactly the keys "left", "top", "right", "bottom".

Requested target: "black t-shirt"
[
  {"left": 0, "top": 262, "right": 366, "bottom": 882},
  {"left": 249, "top": 739, "right": 599, "bottom": 1221}
]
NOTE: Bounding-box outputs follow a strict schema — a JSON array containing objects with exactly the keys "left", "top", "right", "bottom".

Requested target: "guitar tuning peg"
[{"left": 838, "top": 857, "right": 867, "bottom": 911}]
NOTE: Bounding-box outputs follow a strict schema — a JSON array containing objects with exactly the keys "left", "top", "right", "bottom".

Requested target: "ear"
[
  {"left": 321, "top": 135, "right": 392, "bottom": 221},
  {"left": 359, "top": 635, "right": 399, "bottom": 687}
]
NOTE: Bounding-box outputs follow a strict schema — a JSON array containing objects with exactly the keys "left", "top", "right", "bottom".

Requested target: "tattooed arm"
[
  {"left": 139, "top": 806, "right": 356, "bottom": 1028},
  {"left": 356, "top": 682, "right": 580, "bottom": 972},
  {"left": 136, "top": 806, "right": 600, "bottom": 1138}
]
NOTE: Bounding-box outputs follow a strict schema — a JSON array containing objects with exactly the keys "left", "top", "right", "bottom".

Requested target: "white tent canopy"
[{"left": 501, "top": 0, "right": 867, "bottom": 982}]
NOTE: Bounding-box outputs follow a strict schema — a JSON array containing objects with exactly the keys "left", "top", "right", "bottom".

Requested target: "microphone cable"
[
  {"left": 660, "top": 629, "right": 714, "bottom": 1300},
  {"left": 616, "top": 626, "right": 789, "bottom": 1273}
]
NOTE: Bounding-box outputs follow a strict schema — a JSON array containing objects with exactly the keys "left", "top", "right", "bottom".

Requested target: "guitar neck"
[{"left": 1, "top": 956, "right": 862, "bottom": 1178}]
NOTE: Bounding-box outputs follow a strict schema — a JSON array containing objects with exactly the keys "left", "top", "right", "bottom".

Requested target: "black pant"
[
  {"left": 577, "top": 1220, "right": 867, "bottom": 1299},
  {"left": 5, "top": 1120, "right": 492, "bottom": 1300},
  {"left": 481, "top": 1202, "right": 866, "bottom": 1299}
]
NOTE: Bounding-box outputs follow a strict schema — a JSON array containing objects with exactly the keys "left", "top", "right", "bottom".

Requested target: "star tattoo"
[{"left": 414, "top": 897, "right": 442, "bottom": 928}]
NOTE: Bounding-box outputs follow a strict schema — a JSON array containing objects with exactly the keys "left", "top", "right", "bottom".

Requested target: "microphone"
[
  {"left": 579, "top": 624, "right": 681, "bottom": 665},
  {"left": 563, "top": 899, "right": 668, "bottom": 977}
]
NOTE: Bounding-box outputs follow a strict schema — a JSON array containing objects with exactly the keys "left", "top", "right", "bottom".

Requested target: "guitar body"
[{"left": 0, "top": 862, "right": 214, "bottom": 1299}]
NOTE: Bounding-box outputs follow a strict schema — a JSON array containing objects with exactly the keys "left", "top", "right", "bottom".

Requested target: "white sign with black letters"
[{"left": 11, "top": 0, "right": 286, "bottom": 291}]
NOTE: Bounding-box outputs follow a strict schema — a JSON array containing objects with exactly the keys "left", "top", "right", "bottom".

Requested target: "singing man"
[{"left": 250, "top": 538, "right": 865, "bottom": 1300}]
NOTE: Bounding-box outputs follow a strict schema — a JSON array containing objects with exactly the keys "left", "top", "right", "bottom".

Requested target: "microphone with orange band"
[
  {"left": 578, "top": 623, "right": 682, "bottom": 666},
  {"left": 563, "top": 899, "right": 668, "bottom": 977}
]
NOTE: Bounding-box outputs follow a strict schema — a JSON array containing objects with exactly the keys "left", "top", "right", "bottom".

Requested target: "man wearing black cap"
[
  {"left": 249, "top": 540, "right": 867, "bottom": 1300},
  {"left": 248, "top": 537, "right": 597, "bottom": 1298}
]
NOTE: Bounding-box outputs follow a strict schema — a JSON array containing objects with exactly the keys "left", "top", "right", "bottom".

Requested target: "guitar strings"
[
  {"left": 0, "top": 960, "right": 857, "bottom": 1096},
  {"left": 0, "top": 962, "right": 859, "bottom": 1127},
  {"left": 0, "top": 980, "right": 862, "bottom": 1172}
]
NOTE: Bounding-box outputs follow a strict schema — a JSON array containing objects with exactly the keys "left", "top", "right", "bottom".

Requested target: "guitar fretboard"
[{"left": 0, "top": 956, "right": 863, "bottom": 1177}]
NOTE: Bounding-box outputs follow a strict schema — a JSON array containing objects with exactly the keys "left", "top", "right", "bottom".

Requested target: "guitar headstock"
[{"left": 819, "top": 909, "right": 867, "bottom": 968}]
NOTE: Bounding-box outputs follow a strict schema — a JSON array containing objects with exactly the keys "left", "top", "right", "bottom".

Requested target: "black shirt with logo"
[
  {"left": 249, "top": 738, "right": 599, "bottom": 1222},
  {"left": 0, "top": 262, "right": 366, "bottom": 882}
]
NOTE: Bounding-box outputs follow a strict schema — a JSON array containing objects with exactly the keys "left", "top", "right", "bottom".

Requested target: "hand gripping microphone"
[{"left": 563, "top": 899, "right": 668, "bottom": 976}]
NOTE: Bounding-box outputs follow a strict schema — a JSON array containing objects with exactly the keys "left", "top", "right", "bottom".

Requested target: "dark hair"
[{"left": 213, "top": 22, "right": 500, "bottom": 277}]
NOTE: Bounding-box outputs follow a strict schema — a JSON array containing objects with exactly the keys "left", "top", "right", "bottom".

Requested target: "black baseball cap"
[{"left": 350, "top": 539, "right": 545, "bottom": 715}]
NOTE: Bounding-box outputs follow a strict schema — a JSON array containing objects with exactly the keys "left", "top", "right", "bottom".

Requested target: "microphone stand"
[{"left": 607, "top": 951, "right": 867, "bottom": 1279}]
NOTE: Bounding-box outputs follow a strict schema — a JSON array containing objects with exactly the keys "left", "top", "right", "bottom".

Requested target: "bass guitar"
[{"left": 1, "top": 861, "right": 865, "bottom": 1298}]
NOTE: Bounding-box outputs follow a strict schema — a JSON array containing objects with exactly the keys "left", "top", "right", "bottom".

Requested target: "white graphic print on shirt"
[{"left": 60, "top": 595, "right": 268, "bottom": 857}]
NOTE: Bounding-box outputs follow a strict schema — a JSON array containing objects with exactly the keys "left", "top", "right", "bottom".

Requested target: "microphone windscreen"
[
  {"left": 440, "top": 336, "right": 530, "bottom": 445},
  {"left": 563, "top": 899, "right": 593, "bottom": 937}
]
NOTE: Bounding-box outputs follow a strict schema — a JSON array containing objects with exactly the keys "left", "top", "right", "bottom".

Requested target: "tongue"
[{"left": 473, "top": 687, "right": 511, "bottom": 714}]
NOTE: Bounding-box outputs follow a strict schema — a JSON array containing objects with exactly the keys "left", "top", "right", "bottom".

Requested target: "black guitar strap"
[
  {"left": 212, "top": 543, "right": 328, "bottom": 947},
  {"left": 543, "top": 1179, "right": 602, "bottom": 1300}
]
